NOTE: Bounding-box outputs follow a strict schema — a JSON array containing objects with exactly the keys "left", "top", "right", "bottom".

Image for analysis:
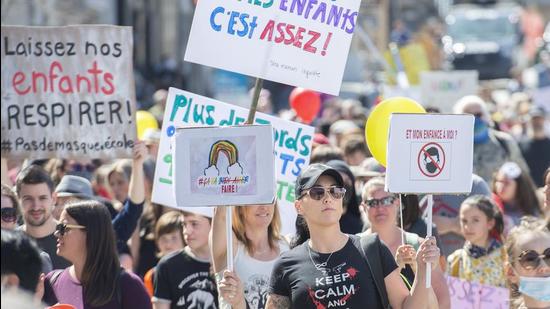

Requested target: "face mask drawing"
[{"left": 423, "top": 147, "right": 440, "bottom": 174}]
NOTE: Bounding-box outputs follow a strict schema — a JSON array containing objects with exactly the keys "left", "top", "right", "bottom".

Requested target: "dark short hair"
[
  {"left": 1, "top": 229, "right": 42, "bottom": 292},
  {"left": 15, "top": 165, "right": 55, "bottom": 195}
]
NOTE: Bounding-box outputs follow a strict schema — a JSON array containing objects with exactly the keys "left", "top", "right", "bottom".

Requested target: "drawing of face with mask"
[{"left": 423, "top": 147, "right": 440, "bottom": 174}]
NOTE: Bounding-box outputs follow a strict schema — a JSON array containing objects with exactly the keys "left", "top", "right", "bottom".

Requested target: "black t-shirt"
[
  {"left": 269, "top": 236, "right": 397, "bottom": 309},
  {"left": 35, "top": 233, "right": 71, "bottom": 269},
  {"left": 154, "top": 248, "right": 218, "bottom": 309}
]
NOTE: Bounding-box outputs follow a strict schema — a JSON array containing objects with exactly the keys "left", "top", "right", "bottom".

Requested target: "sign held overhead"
[{"left": 386, "top": 114, "right": 474, "bottom": 194}]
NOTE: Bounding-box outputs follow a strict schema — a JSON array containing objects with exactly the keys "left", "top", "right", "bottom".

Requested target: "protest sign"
[
  {"left": 184, "top": 0, "right": 361, "bottom": 95},
  {"left": 420, "top": 71, "right": 479, "bottom": 113},
  {"left": 152, "top": 87, "right": 314, "bottom": 234},
  {"left": 386, "top": 114, "right": 474, "bottom": 194},
  {"left": 446, "top": 276, "right": 509, "bottom": 309},
  {"left": 173, "top": 125, "right": 275, "bottom": 206},
  {"left": 1, "top": 25, "right": 136, "bottom": 159}
]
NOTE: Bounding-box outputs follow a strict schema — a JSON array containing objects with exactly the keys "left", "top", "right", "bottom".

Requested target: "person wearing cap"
[
  {"left": 266, "top": 163, "right": 440, "bottom": 309},
  {"left": 491, "top": 162, "right": 542, "bottom": 235},
  {"left": 453, "top": 95, "right": 529, "bottom": 184},
  {"left": 520, "top": 105, "right": 550, "bottom": 187}
]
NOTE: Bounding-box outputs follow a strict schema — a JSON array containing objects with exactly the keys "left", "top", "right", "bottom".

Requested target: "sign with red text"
[
  {"left": 1, "top": 25, "right": 136, "bottom": 159},
  {"left": 446, "top": 276, "right": 509, "bottom": 309},
  {"left": 420, "top": 71, "right": 478, "bottom": 113},
  {"left": 386, "top": 114, "right": 474, "bottom": 193},
  {"left": 184, "top": 0, "right": 361, "bottom": 95},
  {"left": 173, "top": 125, "right": 275, "bottom": 206}
]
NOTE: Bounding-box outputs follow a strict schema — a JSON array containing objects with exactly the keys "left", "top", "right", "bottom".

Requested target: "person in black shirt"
[{"left": 266, "top": 163, "right": 439, "bottom": 309}]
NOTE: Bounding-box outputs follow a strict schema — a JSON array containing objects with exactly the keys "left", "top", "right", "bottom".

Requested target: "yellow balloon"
[
  {"left": 136, "top": 110, "right": 159, "bottom": 140},
  {"left": 365, "top": 97, "right": 426, "bottom": 167}
]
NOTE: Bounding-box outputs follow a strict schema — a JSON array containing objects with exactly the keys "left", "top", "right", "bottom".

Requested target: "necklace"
[{"left": 307, "top": 243, "right": 335, "bottom": 275}]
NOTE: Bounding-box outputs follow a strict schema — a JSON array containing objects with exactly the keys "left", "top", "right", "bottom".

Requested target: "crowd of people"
[{"left": 1, "top": 81, "right": 549, "bottom": 309}]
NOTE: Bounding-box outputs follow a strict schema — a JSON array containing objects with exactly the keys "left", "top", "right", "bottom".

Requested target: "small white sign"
[
  {"left": 420, "top": 71, "right": 478, "bottom": 113},
  {"left": 173, "top": 125, "right": 275, "bottom": 207},
  {"left": 386, "top": 114, "right": 474, "bottom": 194},
  {"left": 184, "top": 0, "right": 361, "bottom": 95}
]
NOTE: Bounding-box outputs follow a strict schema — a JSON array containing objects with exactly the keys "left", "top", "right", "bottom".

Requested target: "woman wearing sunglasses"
[
  {"left": 266, "top": 164, "right": 440, "bottom": 309},
  {"left": 43, "top": 200, "right": 151, "bottom": 309},
  {"left": 359, "top": 177, "right": 449, "bottom": 309},
  {"left": 505, "top": 217, "right": 550, "bottom": 309},
  {"left": 1, "top": 183, "right": 20, "bottom": 230}
]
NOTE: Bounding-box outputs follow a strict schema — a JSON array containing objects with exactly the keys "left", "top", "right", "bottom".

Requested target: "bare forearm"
[
  {"left": 129, "top": 162, "right": 144, "bottom": 203},
  {"left": 403, "top": 271, "right": 430, "bottom": 309},
  {"left": 210, "top": 206, "right": 228, "bottom": 272}
]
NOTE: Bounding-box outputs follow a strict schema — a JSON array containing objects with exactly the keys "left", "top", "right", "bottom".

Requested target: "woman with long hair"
[
  {"left": 43, "top": 200, "right": 151, "bottom": 309},
  {"left": 211, "top": 201, "right": 288, "bottom": 309},
  {"left": 505, "top": 217, "right": 550, "bottom": 309},
  {"left": 492, "top": 162, "right": 542, "bottom": 234},
  {"left": 266, "top": 164, "right": 440, "bottom": 309},
  {"left": 360, "top": 177, "right": 449, "bottom": 308}
]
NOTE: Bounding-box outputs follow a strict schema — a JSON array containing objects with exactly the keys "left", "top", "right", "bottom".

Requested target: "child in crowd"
[
  {"left": 447, "top": 195, "right": 507, "bottom": 287},
  {"left": 505, "top": 217, "right": 550, "bottom": 309},
  {"left": 152, "top": 211, "right": 218, "bottom": 309},
  {"left": 143, "top": 211, "right": 185, "bottom": 296}
]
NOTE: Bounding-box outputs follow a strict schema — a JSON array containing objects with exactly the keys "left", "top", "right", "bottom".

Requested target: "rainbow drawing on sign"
[{"left": 197, "top": 140, "right": 250, "bottom": 193}]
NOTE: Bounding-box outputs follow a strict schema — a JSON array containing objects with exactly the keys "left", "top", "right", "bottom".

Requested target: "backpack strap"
[
  {"left": 351, "top": 234, "right": 390, "bottom": 309},
  {"left": 494, "top": 134, "right": 511, "bottom": 157},
  {"left": 50, "top": 269, "right": 64, "bottom": 285}
]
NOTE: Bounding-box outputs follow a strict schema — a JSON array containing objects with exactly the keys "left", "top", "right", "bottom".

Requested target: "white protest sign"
[
  {"left": 152, "top": 87, "right": 314, "bottom": 234},
  {"left": 446, "top": 276, "right": 509, "bottom": 309},
  {"left": 173, "top": 125, "right": 275, "bottom": 206},
  {"left": 1, "top": 25, "right": 136, "bottom": 159},
  {"left": 184, "top": 0, "right": 361, "bottom": 95},
  {"left": 420, "top": 71, "right": 478, "bottom": 113},
  {"left": 386, "top": 114, "right": 474, "bottom": 193}
]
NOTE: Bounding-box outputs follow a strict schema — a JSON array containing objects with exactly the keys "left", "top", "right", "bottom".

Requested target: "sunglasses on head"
[
  {"left": 517, "top": 248, "right": 550, "bottom": 270},
  {"left": 299, "top": 186, "right": 346, "bottom": 201},
  {"left": 55, "top": 223, "right": 86, "bottom": 236},
  {"left": 364, "top": 196, "right": 398, "bottom": 208},
  {"left": 1, "top": 208, "right": 17, "bottom": 223}
]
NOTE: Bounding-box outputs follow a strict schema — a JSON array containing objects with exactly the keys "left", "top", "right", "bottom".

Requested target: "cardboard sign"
[
  {"left": 446, "top": 276, "right": 509, "bottom": 309},
  {"left": 184, "top": 0, "right": 361, "bottom": 95},
  {"left": 1, "top": 25, "right": 136, "bottom": 159},
  {"left": 420, "top": 71, "right": 479, "bottom": 113},
  {"left": 386, "top": 114, "right": 474, "bottom": 194},
  {"left": 173, "top": 125, "right": 275, "bottom": 206},
  {"left": 152, "top": 87, "right": 314, "bottom": 234}
]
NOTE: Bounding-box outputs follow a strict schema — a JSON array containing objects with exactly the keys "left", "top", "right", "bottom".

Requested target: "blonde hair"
[
  {"left": 232, "top": 201, "right": 282, "bottom": 255},
  {"left": 361, "top": 176, "right": 386, "bottom": 202},
  {"left": 505, "top": 216, "right": 550, "bottom": 308}
]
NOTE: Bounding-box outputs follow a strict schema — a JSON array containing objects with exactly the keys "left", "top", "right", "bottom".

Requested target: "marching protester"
[
  {"left": 491, "top": 162, "right": 543, "bottom": 234},
  {"left": 15, "top": 164, "right": 71, "bottom": 269},
  {"left": 2, "top": 183, "right": 21, "bottom": 230},
  {"left": 326, "top": 160, "right": 363, "bottom": 234},
  {"left": 505, "top": 217, "right": 550, "bottom": 309},
  {"left": 211, "top": 201, "right": 287, "bottom": 309},
  {"left": 360, "top": 177, "right": 450, "bottom": 308},
  {"left": 266, "top": 163, "right": 440, "bottom": 309},
  {"left": 43, "top": 200, "right": 151, "bottom": 308},
  {"left": 152, "top": 211, "right": 218, "bottom": 309},
  {"left": 447, "top": 195, "right": 507, "bottom": 287},
  {"left": 143, "top": 211, "right": 185, "bottom": 296}
]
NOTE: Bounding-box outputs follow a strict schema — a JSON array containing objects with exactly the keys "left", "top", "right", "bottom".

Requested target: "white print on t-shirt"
[
  {"left": 244, "top": 274, "right": 269, "bottom": 309},
  {"left": 307, "top": 263, "right": 360, "bottom": 309},
  {"left": 176, "top": 272, "right": 217, "bottom": 309}
]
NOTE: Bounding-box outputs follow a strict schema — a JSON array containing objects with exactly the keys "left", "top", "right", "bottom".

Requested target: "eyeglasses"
[
  {"left": 55, "top": 223, "right": 86, "bottom": 236},
  {"left": 299, "top": 186, "right": 346, "bottom": 201},
  {"left": 517, "top": 248, "right": 550, "bottom": 270},
  {"left": 363, "top": 196, "right": 398, "bottom": 208},
  {"left": 1, "top": 208, "right": 17, "bottom": 223}
]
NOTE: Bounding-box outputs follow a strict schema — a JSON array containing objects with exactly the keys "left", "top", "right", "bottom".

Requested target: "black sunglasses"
[
  {"left": 517, "top": 248, "right": 550, "bottom": 270},
  {"left": 55, "top": 223, "right": 86, "bottom": 236},
  {"left": 1, "top": 208, "right": 17, "bottom": 223},
  {"left": 71, "top": 163, "right": 96, "bottom": 173},
  {"left": 364, "top": 196, "right": 398, "bottom": 208},
  {"left": 299, "top": 186, "right": 346, "bottom": 201}
]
